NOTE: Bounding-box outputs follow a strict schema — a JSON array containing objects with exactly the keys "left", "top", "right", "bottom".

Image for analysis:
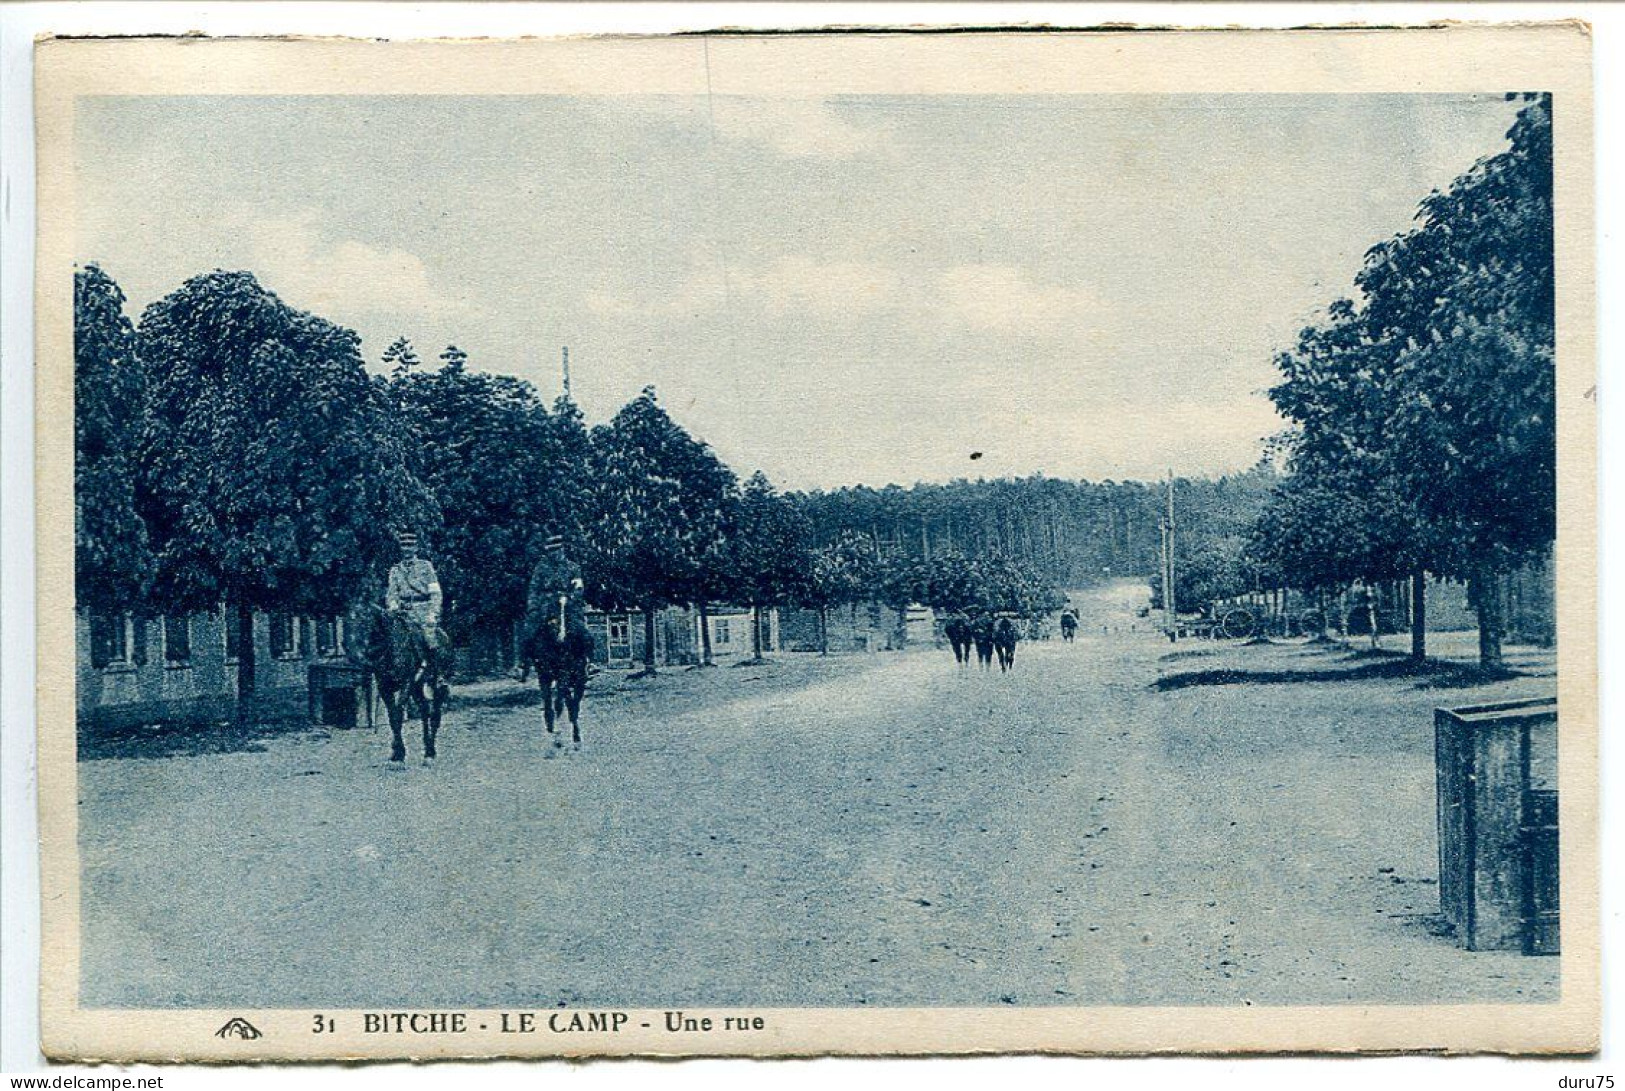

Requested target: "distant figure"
[
  {"left": 971, "top": 613, "right": 996, "bottom": 669},
  {"left": 1059, "top": 608, "right": 1079, "bottom": 643},
  {"left": 994, "top": 616, "right": 1019, "bottom": 672},
  {"left": 944, "top": 612, "right": 973, "bottom": 665}
]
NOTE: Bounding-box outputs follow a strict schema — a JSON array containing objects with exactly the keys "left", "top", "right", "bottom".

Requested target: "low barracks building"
[
  {"left": 78, "top": 603, "right": 787, "bottom": 731},
  {"left": 76, "top": 607, "right": 352, "bottom": 731}
]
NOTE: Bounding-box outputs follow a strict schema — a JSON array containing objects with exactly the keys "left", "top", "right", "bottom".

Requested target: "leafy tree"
[
  {"left": 381, "top": 336, "right": 421, "bottom": 379},
  {"left": 1362, "top": 101, "right": 1553, "bottom": 668},
  {"left": 134, "top": 271, "right": 433, "bottom": 709},
  {"left": 439, "top": 344, "right": 468, "bottom": 375},
  {"left": 664, "top": 430, "right": 739, "bottom": 668},
  {"left": 915, "top": 550, "right": 983, "bottom": 614},
  {"left": 802, "top": 530, "right": 881, "bottom": 654},
  {"left": 389, "top": 356, "right": 575, "bottom": 651},
  {"left": 873, "top": 549, "right": 924, "bottom": 648},
  {"left": 1257, "top": 95, "right": 1554, "bottom": 667},
  {"left": 726, "top": 472, "right": 811, "bottom": 662},
  {"left": 75, "top": 264, "right": 155, "bottom": 613},
  {"left": 585, "top": 387, "right": 722, "bottom": 676}
]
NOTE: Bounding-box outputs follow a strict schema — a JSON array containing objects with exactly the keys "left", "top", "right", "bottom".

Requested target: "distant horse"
[
  {"left": 944, "top": 614, "right": 973, "bottom": 665},
  {"left": 348, "top": 603, "right": 448, "bottom": 767},
  {"left": 522, "top": 606, "right": 593, "bottom": 751},
  {"left": 994, "top": 617, "right": 1020, "bottom": 672},
  {"left": 1059, "top": 611, "right": 1079, "bottom": 643},
  {"left": 970, "top": 614, "right": 996, "bottom": 670}
]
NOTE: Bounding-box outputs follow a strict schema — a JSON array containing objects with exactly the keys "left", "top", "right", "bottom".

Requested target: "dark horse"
[
  {"left": 994, "top": 617, "right": 1020, "bottom": 672},
  {"left": 348, "top": 603, "right": 448, "bottom": 767},
  {"left": 970, "top": 613, "right": 996, "bottom": 670},
  {"left": 1059, "top": 610, "right": 1079, "bottom": 643},
  {"left": 944, "top": 613, "right": 973, "bottom": 665},
  {"left": 521, "top": 608, "right": 593, "bottom": 751}
]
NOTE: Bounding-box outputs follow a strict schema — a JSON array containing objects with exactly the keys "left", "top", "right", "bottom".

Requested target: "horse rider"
[
  {"left": 525, "top": 533, "right": 587, "bottom": 640},
  {"left": 386, "top": 530, "right": 451, "bottom": 676}
]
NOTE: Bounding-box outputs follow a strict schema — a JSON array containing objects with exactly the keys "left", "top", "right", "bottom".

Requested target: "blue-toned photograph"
[{"left": 71, "top": 88, "right": 1558, "bottom": 1013}]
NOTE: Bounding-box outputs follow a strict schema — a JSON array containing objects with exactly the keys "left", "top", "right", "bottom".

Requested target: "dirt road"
[{"left": 80, "top": 584, "right": 1558, "bottom": 1008}]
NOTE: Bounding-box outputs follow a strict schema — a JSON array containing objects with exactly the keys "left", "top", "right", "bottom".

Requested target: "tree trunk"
[
  {"left": 1410, "top": 569, "right": 1427, "bottom": 662},
  {"left": 641, "top": 605, "right": 658, "bottom": 675},
  {"left": 1366, "top": 582, "right": 1380, "bottom": 650},
  {"left": 1471, "top": 566, "right": 1505, "bottom": 671},
  {"left": 234, "top": 601, "right": 257, "bottom": 723},
  {"left": 698, "top": 601, "right": 714, "bottom": 666},
  {"left": 751, "top": 604, "right": 764, "bottom": 660},
  {"left": 818, "top": 605, "right": 829, "bottom": 655}
]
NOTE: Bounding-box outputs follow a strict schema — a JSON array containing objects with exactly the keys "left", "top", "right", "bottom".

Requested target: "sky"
[{"left": 75, "top": 92, "right": 1525, "bottom": 491}]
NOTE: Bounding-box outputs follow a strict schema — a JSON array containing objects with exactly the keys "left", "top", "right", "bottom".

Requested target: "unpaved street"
[{"left": 80, "top": 584, "right": 1558, "bottom": 1009}]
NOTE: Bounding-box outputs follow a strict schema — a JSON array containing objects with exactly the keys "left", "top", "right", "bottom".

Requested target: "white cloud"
[
  {"left": 584, "top": 255, "right": 900, "bottom": 323},
  {"left": 934, "top": 264, "right": 1099, "bottom": 334},
  {"left": 709, "top": 98, "right": 881, "bottom": 160},
  {"left": 234, "top": 212, "right": 455, "bottom": 320},
  {"left": 738, "top": 256, "right": 901, "bottom": 316},
  {"left": 583, "top": 265, "right": 726, "bottom": 320}
]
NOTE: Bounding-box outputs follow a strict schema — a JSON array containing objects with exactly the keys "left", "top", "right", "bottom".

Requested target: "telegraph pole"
[
  {"left": 1164, "top": 470, "right": 1177, "bottom": 643},
  {"left": 561, "top": 346, "right": 572, "bottom": 400}
]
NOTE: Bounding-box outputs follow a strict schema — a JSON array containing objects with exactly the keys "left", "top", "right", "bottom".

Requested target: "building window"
[
  {"left": 90, "top": 612, "right": 128, "bottom": 670},
  {"left": 606, "top": 614, "right": 632, "bottom": 662},
  {"left": 314, "top": 616, "right": 344, "bottom": 657},
  {"left": 714, "top": 618, "right": 732, "bottom": 646},
  {"left": 162, "top": 614, "right": 192, "bottom": 666},
  {"left": 223, "top": 607, "right": 242, "bottom": 663},
  {"left": 270, "top": 612, "right": 299, "bottom": 659}
]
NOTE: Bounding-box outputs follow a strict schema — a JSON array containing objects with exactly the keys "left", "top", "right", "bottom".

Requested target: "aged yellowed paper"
[{"left": 36, "top": 26, "right": 1596, "bottom": 1059}]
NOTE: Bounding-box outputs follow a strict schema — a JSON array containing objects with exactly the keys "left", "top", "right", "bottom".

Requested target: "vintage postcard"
[{"left": 34, "top": 25, "right": 1596, "bottom": 1060}]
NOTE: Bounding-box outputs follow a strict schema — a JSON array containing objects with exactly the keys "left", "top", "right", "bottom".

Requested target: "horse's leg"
[
  {"left": 568, "top": 674, "right": 584, "bottom": 748},
  {"left": 536, "top": 667, "right": 556, "bottom": 735},
  {"left": 420, "top": 683, "right": 441, "bottom": 765},
  {"left": 384, "top": 690, "right": 407, "bottom": 765},
  {"left": 539, "top": 669, "right": 564, "bottom": 754}
]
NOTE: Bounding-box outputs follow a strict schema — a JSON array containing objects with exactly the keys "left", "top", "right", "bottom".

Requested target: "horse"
[
  {"left": 1059, "top": 611, "right": 1078, "bottom": 643},
  {"left": 347, "top": 603, "right": 448, "bottom": 768},
  {"left": 521, "top": 608, "right": 594, "bottom": 752},
  {"left": 970, "top": 613, "right": 996, "bottom": 670},
  {"left": 943, "top": 613, "right": 973, "bottom": 665},
  {"left": 994, "top": 617, "right": 1020, "bottom": 672}
]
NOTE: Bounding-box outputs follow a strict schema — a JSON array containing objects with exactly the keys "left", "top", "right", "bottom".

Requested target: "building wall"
[
  {"left": 582, "top": 606, "right": 699, "bottom": 669},
  {"left": 779, "top": 602, "right": 931, "bottom": 653},
  {"left": 77, "top": 608, "right": 350, "bottom": 731}
]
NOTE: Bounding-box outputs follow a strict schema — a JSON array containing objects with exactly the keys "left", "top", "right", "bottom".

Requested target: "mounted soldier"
[
  {"left": 525, "top": 533, "right": 586, "bottom": 639},
  {"left": 385, "top": 530, "right": 451, "bottom": 679},
  {"left": 522, "top": 533, "right": 594, "bottom": 750}
]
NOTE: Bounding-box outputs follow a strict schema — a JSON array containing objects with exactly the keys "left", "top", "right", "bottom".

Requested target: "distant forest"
[{"left": 794, "top": 465, "right": 1279, "bottom": 590}]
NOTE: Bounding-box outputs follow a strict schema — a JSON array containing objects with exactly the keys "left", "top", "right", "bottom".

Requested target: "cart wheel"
[{"left": 1220, "top": 608, "right": 1255, "bottom": 640}]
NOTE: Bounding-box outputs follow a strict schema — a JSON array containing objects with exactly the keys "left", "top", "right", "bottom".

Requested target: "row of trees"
[
  {"left": 76, "top": 267, "right": 1066, "bottom": 695},
  {"left": 1245, "top": 94, "right": 1555, "bottom": 669},
  {"left": 796, "top": 472, "right": 1284, "bottom": 589}
]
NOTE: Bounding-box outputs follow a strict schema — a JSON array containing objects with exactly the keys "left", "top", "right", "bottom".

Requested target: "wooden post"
[{"left": 1164, "top": 472, "right": 1177, "bottom": 643}]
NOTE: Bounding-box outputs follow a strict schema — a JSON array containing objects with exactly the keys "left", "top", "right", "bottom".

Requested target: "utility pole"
[
  {"left": 561, "top": 345, "right": 572, "bottom": 401},
  {"left": 1164, "top": 470, "right": 1177, "bottom": 643}
]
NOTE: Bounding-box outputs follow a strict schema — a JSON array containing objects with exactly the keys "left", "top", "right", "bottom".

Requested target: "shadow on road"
[
  {"left": 1154, "top": 650, "right": 1522, "bottom": 692},
  {"left": 79, "top": 714, "right": 313, "bottom": 762}
]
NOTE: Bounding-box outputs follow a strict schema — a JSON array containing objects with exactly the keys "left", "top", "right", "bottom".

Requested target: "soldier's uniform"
[
  {"left": 386, "top": 535, "right": 451, "bottom": 662},
  {"left": 526, "top": 542, "right": 586, "bottom": 639}
]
